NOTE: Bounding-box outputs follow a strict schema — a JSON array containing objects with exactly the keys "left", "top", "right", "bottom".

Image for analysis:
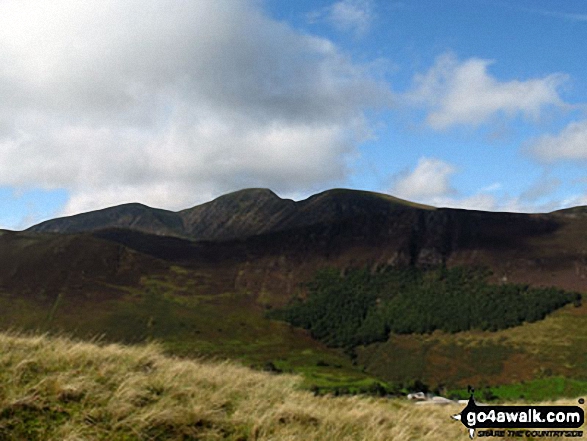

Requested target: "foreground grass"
[
  {"left": 0, "top": 332, "right": 584, "bottom": 440},
  {"left": 0, "top": 271, "right": 380, "bottom": 393}
]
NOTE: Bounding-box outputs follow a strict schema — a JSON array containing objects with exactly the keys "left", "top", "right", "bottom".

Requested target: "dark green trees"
[{"left": 271, "top": 266, "right": 581, "bottom": 349}]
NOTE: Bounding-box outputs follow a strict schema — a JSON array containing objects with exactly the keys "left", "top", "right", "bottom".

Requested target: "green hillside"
[{"left": 6, "top": 187, "right": 587, "bottom": 402}]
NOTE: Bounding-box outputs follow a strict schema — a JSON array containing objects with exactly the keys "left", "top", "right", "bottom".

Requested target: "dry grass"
[{"left": 0, "top": 332, "right": 584, "bottom": 440}]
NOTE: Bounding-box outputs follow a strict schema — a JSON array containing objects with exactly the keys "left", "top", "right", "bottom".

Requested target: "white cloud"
[
  {"left": 428, "top": 193, "right": 565, "bottom": 214},
  {"left": 431, "top": 193, "right": 501, "bottom": 212},
  {"left": 521, "top": 6, "right": 587, "bottom": 23},
  {"left": 407, "top": 53, "right": 567, "bottom": 130},
  {"left": 527, "top": 119, "right": 587, "bottom": 162},
  {"left": 402, "top": 189, "right": 559, "bottom": 214},
  {"left": 390, "top": 158, "right": 505, "bottom": 211},
  {"left": 0, "top": 0, "right": 392, "bottom": 215},
  {"left": 558, "top": 194, "right": 587, "bottom": 209},
  {"left": 309, "top": 0, "right": 375, "bottom": 37},
  {"left": 389, "top": 158, "right": 568, "bottom": 213},
  {"left": 391, "top": 157, "right": 457, "bottom": 200},
  {"left": 479, "top": 182, "right": 502, "bottom": 193}
]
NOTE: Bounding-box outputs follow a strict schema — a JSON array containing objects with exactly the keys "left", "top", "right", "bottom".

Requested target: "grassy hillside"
[
  {"left": 1, "top": 332, "right": 584, "bottom": 441},
  {"left": 358, "top": 292, "right": 587, "bottom": 394},
  {"left": 0, "top": 260, "right": 382, "bottom": 395},
  {"left": 2, "top": 247, "right": 587, "bottom": 395},
  {"left": 7, "top": 193, "right": 587, "bottom": 402}
]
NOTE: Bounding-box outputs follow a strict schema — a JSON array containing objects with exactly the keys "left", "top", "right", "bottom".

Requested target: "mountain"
[
  {"left": 20, "top": 187, "right": 587, "bottom": 296},
  {"left": 5, "top": 188, "right": 587, "bottom": 392},
  {"left": 27, "top": 188, "right": 434, "bottom": 240},
  {"left": 177, "top": 188, "right": 295, "bottom": 240},
  {"left": 28, "top": 202, "right": 185, "bottom": 237}
]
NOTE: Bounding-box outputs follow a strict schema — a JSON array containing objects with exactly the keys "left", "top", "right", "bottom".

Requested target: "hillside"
[
  {"left": 4, "top": 187, "right": 587, "bottom": 394},
  {"left": 27, "top": 203, "right": 185, "bottom": 238},
  {"left": 0, "top": 228, "right": 376, "bottom": 394},
  {"left": 1, "top": 332, "right": 583, "bottom": 440}
]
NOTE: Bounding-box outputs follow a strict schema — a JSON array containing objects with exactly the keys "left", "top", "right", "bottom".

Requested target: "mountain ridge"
[
  {"left": 21, "top": 187, "right": 587, "bottom": 295},
  {"left": 4, "top": 187, "right": 587, "bottom": 390},
  {"left": 26, "top": 188, "right": 435, "bottom": 241}
]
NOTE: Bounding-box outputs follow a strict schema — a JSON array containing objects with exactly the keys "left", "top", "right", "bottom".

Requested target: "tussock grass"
[{"left": 0, "top": 332, "right": 583, "bottom": 440}]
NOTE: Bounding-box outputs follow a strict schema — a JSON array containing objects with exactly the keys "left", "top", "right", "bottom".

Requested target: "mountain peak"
[
  {"left": 27, "top": 188, "right": 434, "bottom": 241},
  {"left": 178, "top": 188, "right": 294, "bottom": 240},
  {"left": 206, "top": 188, "right": 283, "bottom": 205},
  {"left": 303, "top": 188, "right": 436, "bottom": 211},
  {"left": 27, "top": 202, "right": 182, "bottom": 236}
]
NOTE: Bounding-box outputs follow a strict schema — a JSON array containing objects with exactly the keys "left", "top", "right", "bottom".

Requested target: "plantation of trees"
[{"left": 271, "top": 266, "right": 581, "bottom": 349}]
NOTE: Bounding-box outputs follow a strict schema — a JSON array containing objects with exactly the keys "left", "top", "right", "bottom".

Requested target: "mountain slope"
[
  {"left": 28, "top": 203, "right": 185, "bottom": 237},
  {"left": 178, "top": 188, "right": 297, "bottom": 240},
  {"left": 27, "top": 188, "right": 435, "bottom": 241},
  {"left": 8, "top": 187, "right": 587, "bottom": 392},
  {"left": 0, "top": 229, "right": 167, "bottom": 304},
  {"left": 3, "top": 331, "right": 523, "bottom": 441}
]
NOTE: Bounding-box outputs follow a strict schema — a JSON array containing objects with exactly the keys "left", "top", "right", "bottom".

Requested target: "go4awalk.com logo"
[{"left": 452, "top": 392, "right": 585, "bottom": 439}]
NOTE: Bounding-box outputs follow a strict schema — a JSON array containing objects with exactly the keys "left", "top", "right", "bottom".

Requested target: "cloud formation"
[
  {"left": 391, "top": 157, "right": 457, "bottom": 200},
  {"left": 407, "top": 53, "right": 567, "bottom": 130},
  {"left": 527, "top": 119, "right": 587, "bottom": 162},
  {"left": 522, "top": 6, "right": 587, "bottom": 23},
  {"left": 0, "top": 0, "right": 392, "bottom": 215},
  {"left": 390, "top": 157, "right": 568, "bottom": 213},
  {"left": 309, "top": 0, "right": 375, "bottom": 37}
]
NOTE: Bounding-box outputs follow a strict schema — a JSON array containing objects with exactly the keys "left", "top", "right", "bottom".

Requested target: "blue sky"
[{"left": 2, "top": 0, "right": 587, "bottom": 229}]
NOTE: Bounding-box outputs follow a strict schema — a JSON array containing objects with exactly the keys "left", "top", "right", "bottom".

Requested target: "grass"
[
  {"left": 2, "top": 332, "right": 584, "bottom": 441},
  {"left": 0, "top": 270, "right": 379, "bottom": 394},
  {"left": 357, "top": 296, "right": 587, "bottom": 391},
  {"left": 2, "top": 260, "right": 587, "bottom": 399},
  {"left": 492, "top": 377, "right": 587, "bottom": 401}
]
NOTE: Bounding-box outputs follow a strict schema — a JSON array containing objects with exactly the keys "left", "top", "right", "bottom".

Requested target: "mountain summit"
[{"left": 27, "top": 188, "right": 433, "bottom": 241}]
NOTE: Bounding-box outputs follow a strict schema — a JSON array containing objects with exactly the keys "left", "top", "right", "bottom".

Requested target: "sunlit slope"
[
  {"left": 2, "top": 332, "right": 583, "bottom": 441},
  {"left": 358, "top": 297, "right": 587, "bottom": 391}
]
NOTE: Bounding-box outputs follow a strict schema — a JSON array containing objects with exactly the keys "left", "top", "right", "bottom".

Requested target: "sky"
[{"left": 2, "top": 0, "right": 587, "bottom": 229}]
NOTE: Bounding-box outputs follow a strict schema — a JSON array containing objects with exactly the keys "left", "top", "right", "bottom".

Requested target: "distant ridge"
[
  {"left": 28, "top": 202, "right": 184, "bottom": 237},
  {"left": 551, "top": 206, "right": 587, "bottom": 217},
  {"left": 27, "top": 188, "right": 435, "bottom": 241}
]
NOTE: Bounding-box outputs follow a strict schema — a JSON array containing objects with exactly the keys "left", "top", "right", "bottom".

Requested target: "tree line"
[{"left": 270, "top": 266, "right": 581, "bottom": 349}]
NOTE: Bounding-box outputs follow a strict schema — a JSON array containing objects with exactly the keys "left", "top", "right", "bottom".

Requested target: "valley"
[{"left": 2, "top": 188, "right": 587, "bottom": 399}]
